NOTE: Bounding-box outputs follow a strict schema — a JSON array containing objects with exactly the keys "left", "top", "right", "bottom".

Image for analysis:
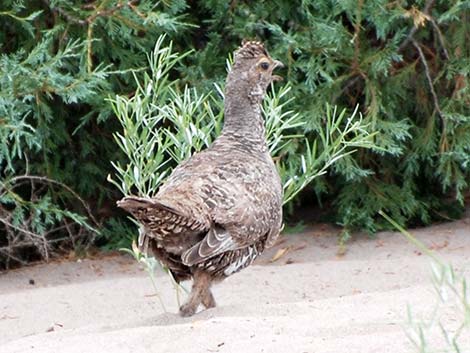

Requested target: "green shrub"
[
  {"left": 1, "top": 0, "right": 469, "bottom": 266},
  {"left": 182, "top": 0, "right": 470, "bottom": 234},
  {"left": 0, "top": 0, "right": 190, "bottom": 267}
]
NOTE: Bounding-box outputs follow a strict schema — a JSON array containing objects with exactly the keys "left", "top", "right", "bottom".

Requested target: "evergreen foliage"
[
  {"left": 1, "top": 0, "right": 469, "bottom": 266},
  {"left": 184, "top": 0, "right": 470, "bottom": 235},
  {"left": 0, "top": 0, "right": 190, "bottom": 267}
]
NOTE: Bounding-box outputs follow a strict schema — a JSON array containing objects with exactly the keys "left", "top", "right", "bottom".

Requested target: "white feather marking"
[{"left": 224, "top": 247, "right": 256, "bottom": 276}]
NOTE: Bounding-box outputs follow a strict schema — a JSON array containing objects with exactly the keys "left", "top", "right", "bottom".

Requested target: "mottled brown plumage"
[{"left": 117, "top": 40, "right": 284, "bottom": 317}]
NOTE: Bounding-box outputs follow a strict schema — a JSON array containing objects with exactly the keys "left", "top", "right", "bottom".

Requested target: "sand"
[{"left": 1, "top": 215, "right": 469, "bottom": 353}]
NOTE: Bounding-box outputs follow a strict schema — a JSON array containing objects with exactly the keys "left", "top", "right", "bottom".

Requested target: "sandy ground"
[{"left": 1, "top": 215, "right": 470, "bottom": 353}]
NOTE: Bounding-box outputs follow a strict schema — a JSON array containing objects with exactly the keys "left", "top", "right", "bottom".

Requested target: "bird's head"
[{"left": 226, "top": 40, "right": 284, "bottom": 104}]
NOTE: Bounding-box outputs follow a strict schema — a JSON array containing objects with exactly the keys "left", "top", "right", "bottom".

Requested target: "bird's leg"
[
  {"left": 201, "top": 289, "right": 216, "bottom": 309},
  {"left": 179, "top": 269, "right": 213, "bottom": 317}
]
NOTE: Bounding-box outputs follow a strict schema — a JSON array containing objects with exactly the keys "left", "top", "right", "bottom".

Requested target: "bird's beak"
[
  {"left": 273, "top": 60, "right": 284, "bottom": 69},
  {"left": 272, "top": 60, "right": 284, "bottom": 81}
]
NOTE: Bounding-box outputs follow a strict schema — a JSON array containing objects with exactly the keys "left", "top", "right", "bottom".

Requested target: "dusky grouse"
[{"left": 117, "top": 40, "right": 284, "bottom": 317}]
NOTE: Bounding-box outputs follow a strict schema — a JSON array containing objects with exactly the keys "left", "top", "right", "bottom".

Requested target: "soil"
[{"left": 1, "top": 214, "right": 469, "bottom": 353}]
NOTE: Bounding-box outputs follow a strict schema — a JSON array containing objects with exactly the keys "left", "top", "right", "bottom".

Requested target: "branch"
[
  {"left": 334, "top": 75, "right": 362, "bottom": 103},
  {"left": 429, "top": 18, "right": 450, "bottom": 60},
  {"left": 412, "top": 39, "right": 445, "bottom": 125},
  {"left": 42, "top": 0, "right": 87, "bottom": 25},
  {"left": 398, "top": 0, "right": 436, "bottom": 53},
  {"left": 0, "top": 236, "right": 75, "bottom": 252},
  {"left": 44, "top": 0, "right": 140, "bottom": 25},
  {"left": 86, "top": 1, "right": 136, "bottom": 24},
  {"left": 7, "top": 175, "right": 100, "bottom": 228},
  {"left": 0, "top": 248, "right": 27, "bottom": 267},
  {"left": 352, "top": 0, "right": 364, "bottom": 72}
]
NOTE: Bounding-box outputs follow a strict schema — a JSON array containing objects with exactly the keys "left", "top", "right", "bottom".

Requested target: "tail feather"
[
  {"left": 118, "top": 196, "right": 209, "bottom": 260},
  {"left": 117, "top": 196, "right": 183, "bottom": 216}
]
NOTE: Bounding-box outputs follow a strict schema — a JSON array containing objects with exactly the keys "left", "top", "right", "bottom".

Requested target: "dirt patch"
[{"left": 1, "top": 215, "right": 469, "bottom": 353}]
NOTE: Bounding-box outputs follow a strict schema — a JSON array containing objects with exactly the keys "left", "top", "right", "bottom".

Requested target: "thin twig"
[
  {"left": 334, "top": 75, "right": 361, "bottom": 103},
  {"left": 398, "top": 0, "right": 436, "bottom": 52},
  {"left": 411, "top": 39, "right": 445, "bottom": 128},
  {"left": 0, "top": 175, "right": 98, "bottom": 266},
  {"left": 42, "top": 0, "right": 87, "bottom": 25},
  {"left": 7, "top": 175, "right": 100, "bottom": 227},
  {"left": 0, "top": 234, "right": 86, "bottom": 252},
  {"left": 86, "top": 1, "right": 138, "bottom": 24},
  {"left": 0, "top": 217, "right": 44, "bottom": 241},
  {"left": 43, "top": 0, "right": 139, "bottom": 72},
  {"left": 429, "top": 18, "right": 450, "bottom": 60},
  {"left": 87, "top": 22, "right": 94, "bottom": 73},
  {"left": 0, "top": 249, "right": 27, "bottom": 267},
  {"left": 43, "top": 0, "right": 139, "bottom": 26},
  {"left": 63, "top": 218, "right": 76, "bottom": 248},
  {"left": 352, "top": 0, "right": 364, "bottom": 72}
]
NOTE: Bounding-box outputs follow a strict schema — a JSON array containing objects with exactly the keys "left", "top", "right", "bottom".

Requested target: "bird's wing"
[
  {"left": 181, "top": 224, "right": 238, "bottom": 266},
  {"left": 213, "top": 184, "right": 282, "bottom": 242},
  {"left": 181, "top": 191, "right": 282, "bottom": 267}
]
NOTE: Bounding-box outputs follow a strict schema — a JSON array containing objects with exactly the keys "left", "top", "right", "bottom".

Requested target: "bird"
[{"left": 117, "top": 40, "right": 284, "bottom": 317}]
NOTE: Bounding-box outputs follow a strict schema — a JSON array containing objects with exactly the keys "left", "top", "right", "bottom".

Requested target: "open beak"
[
  {"left": 273, "top": 60, "right": 284, "bottom": 69},
  {"left": 272, "top": 60, "right": 284, "bottom": 81}
]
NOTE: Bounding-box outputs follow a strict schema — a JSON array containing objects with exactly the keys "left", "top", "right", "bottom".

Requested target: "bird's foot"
[
  {"left": 179, "top": 302, "right": 198, "bottom": 317},
  {"left": 179, "top": 270, "right": 215, "bottom": 317}
]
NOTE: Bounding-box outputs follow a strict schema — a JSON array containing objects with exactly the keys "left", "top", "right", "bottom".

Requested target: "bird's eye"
[{"left": 259, "top": 61, "right": 270, "bottom": 70}]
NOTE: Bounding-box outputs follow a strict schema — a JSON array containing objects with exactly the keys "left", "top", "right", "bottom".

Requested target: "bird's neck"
[{"left": 220, "top": 83, "right": 267, "bottom": 148}]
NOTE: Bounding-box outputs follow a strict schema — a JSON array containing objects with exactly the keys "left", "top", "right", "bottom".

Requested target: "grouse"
[{"left": 117, "top": 40, "right": 284, "bottom": 317}]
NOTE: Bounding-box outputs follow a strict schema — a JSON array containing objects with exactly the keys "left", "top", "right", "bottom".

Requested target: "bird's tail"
[
  {"left": 117, "top": 196, "right": 205, "bottom": 256},
  {"left": 117, "top": 196, "right": 182, "bottom": 216},
  {"left": 116, "top": 196, "right": 153, "bottom": 211},
  {"left": 117, "top": 196, "right": 183, "bottom": 254}
]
